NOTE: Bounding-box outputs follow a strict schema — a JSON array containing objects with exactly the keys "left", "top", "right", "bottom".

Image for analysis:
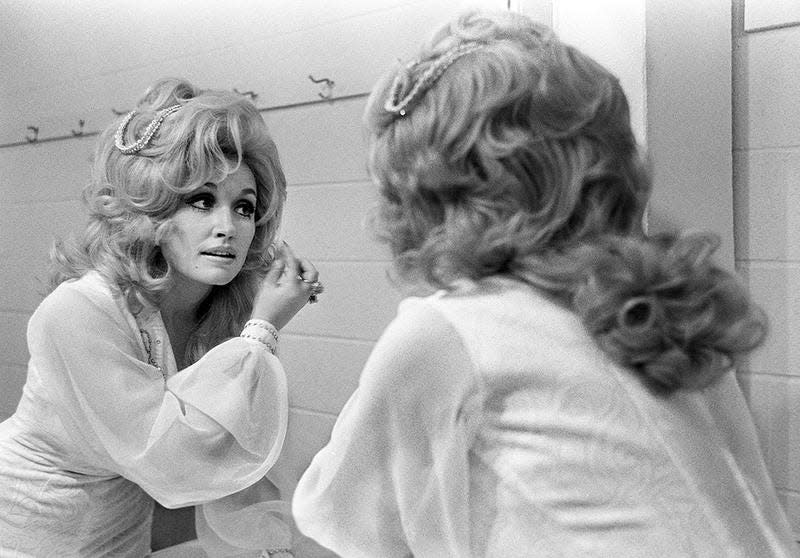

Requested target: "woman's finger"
[
  {"left": 280, "top": 241, "right": 317, "bottom": 281},
  {"left": 297, "top": 257, "right": 318, "bottom": 282},
  {"left": 278, "top": 242, "right": 301, "bottom": 279},
  {"left": 265, "top": 257, "right": 285, "bottom": 284}
]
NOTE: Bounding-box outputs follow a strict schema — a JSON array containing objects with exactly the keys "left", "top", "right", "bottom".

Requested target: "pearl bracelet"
[
  {"left": 260, "top": 549, "right": 293, "bottom": 557},
  {"left": 241, "top": 319, "right": 279, "bottom": 355}
]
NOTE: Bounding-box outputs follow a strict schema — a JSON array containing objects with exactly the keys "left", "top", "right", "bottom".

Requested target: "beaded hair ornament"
[
  {"left": 114, "top": 104, "right": 182, "bottom": 155},
  {"left": 384, "top": 42, "right": 485, "bottom": 117}
]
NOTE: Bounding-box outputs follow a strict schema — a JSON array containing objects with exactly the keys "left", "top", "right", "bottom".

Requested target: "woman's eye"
[
  {"left": 186, "top": 193, "right": 215, "bottom": 210},
  {"left": 236, "top": 201, "right": 256, "bottom": 218}
]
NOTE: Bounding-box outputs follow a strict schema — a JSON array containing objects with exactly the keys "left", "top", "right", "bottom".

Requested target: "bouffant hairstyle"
[
  {"left": 364, "top": 11, "right": 765, "bottom": 395},
  {"left": 50, "top": 77, "right": 286, "bottom": 363}
]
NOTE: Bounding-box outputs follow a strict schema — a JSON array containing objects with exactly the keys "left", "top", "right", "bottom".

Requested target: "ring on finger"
[{"left": 306, "top": 280, "right": 324, "bottom": 303}]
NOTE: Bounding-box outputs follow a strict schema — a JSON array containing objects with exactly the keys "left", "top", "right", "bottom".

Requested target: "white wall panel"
[
  {"left": 0, "top": 364, "right": 26, "bottom": 420},
  {"left": 279, "top": 408, "right": 337, "bottom": 486},
  {"left": 281, "top": 335, "right": 372, "bottom": 414},
  {"left": 0, "top": 201, "right": 85, "bottom": 313},
  {"left": 264, "top": 98, "right": 369, "bottom": 186},
  {"left": 0, "top": 312, "right": 30, "bottom": 366},
  {"left": 0, "top": 0, "right": 507, "bottom": 146},
  {"left": 236, "top": 0, "right": 507, "bottom": 111},
  {"left": 734, "top": 7, "right": 800, "bottom": 537},
  {"left": 282, "top": 261, "right": 403, "bottom": 341},
  {"left": 552, "top": 0, "right": 646, "bottom": 143},
  {"left": 743, "top": 262, "right": 800, "bottom": 377},
  {"left": 739, "top": 373, "right": 800, "bottom": 495},
  {"left": 745, "top": 0, "right": 800, "bottom": 32},
  {"left": 0, "top": 0, "right": 431, "bottom": 94},
  {"left": 281, "top": 181, "right": 388, "bottom": 262},
  {"left": 512, "top": 0, "right": 553, "bottom": 24},
  {"left": 737, "top": 27, "right": 800, "bottom": 150},
  {"left": 739, "top": 371, "right": 800, "bottom": 536},
  {"left": 733, "top": 148, "right": 800, "bottom": 262},
  {"left": 645, "top": 0, "right": 735, "bottom": 269},
  {"left": 0, "top": 140, "right": 91, "bottom": 204}
]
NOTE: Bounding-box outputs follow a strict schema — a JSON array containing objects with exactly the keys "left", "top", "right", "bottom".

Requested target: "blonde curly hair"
[
  {"left": 50, "top": 77, "right": 286, "bottom": 364},
  {"left": 364, "top": 11, "right": 765, "bottom": 395}
]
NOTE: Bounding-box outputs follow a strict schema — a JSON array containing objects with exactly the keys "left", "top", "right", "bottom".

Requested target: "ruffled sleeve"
[
  {"left": 27, "top": 276, "right": 287, "bottom": 509},
  {"left": 292, "top": 297, "right": 484, "bottom": 558}
]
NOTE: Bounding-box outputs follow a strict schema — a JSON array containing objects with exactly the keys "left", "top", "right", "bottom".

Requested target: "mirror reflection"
[{"left": 0, "top": 1, "right": 797, "bottom": 555}]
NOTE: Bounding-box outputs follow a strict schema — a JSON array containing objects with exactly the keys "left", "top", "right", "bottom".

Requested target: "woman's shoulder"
[
  {"left": 419, "top": 276, "right": 582, "bottom": 333},
  {"left": 362, "top": 292, "right": 481, "bottom": 410},
  {"left": 34, "top": 271, "right": 125, "bottom": 325},
  {"left": 47, "top": 270, "right": 117, "bottom": 303},
  {"left": 403, "top": 277, "right": 598, "bottom": 379}
]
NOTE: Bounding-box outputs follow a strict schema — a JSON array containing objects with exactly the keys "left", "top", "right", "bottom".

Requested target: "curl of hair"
[
  {"left": 50, "top": 77, "right": 286, "bottom": 364},
  {"left": 363, "top": 11, "right": 766, "bottom": 395},
  {"left": 567, "top": 233, "right": 766, "bottom": 395}
]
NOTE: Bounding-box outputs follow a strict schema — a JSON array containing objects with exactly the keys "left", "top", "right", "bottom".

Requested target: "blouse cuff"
[
  {"left": 166, "top": 338, "right": 288, "bottom": 457},
  {"left": 241, "top": 319, "right": 279, "bottom": 355}
]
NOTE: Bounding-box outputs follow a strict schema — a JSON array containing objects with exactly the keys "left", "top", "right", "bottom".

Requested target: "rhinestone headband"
[
  {"left": 114, "top": 104, "right": 182, "bottom": 155},
  {"left": 384, "top": 42, "right": 485, "bottom": 117}
]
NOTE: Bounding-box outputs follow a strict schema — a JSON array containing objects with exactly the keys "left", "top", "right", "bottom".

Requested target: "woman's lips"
[{"left": 201, "top": 251, "right": 236, "bottom": 260}]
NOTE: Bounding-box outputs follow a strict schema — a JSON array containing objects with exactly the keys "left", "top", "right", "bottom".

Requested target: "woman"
[
  {"left": 0, "top": 77, "right": 320, "bottom": 556},
  {"left": 292, "top": 11, "right": 797, "bottom": 557}
]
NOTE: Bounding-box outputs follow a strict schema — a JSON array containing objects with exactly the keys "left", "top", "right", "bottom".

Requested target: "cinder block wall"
[
  {"left": 0, "top": 0, "right": 506, "bottom": 534},
  {"left": 733, "top": 1, "right": 800, "bottom": 538},
  {"left": 5, "top": 0, "right": 796, "bottom": 542}
]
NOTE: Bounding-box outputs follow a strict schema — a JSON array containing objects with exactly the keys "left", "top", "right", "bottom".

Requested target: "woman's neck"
[
  {"left": 159, "top": 281, "right": 212, "bottom": 369},
  {"left": 160, "top": 290, "right": 206, "bottom": 327}
]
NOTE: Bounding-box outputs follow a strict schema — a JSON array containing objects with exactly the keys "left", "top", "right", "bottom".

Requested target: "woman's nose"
[{"left": 212, "top": 208, "right": 236, "bottom": 238}]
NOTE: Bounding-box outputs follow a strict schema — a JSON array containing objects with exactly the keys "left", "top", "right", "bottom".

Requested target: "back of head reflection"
[{"left": 292, "top": 10, "right": 795, "bottom": 557}]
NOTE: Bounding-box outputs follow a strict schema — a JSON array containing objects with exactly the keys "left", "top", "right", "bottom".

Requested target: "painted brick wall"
[
  {"left": 733, "top": 1, "right": 800, "bottom": 537},
  {"left": 0, "top": 0, "right": 505, "bottom": 547}
]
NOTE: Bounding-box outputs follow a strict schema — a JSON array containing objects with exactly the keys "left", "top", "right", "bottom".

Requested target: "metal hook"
[
  {"left": 233, "top": 88, "right": 259, "bottom": 101},
  {"left": 71, "top": 119, "right": 85, "bottom": 136},
  {"left": 307, "top": 74, "right": 333, "bottom": 85},
  {"left": 26, "top": 126, "right": 39, "bottom": 143},
  {"left": 308, "top": 74, "right": 335, "bottom": 99}
]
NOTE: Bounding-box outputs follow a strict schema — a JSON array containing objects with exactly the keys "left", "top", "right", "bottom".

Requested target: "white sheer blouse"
[
  {"left": 0, "top": 271, "right": 289, "bottom": 556},
  {"left": 293, "top": 277, "right": 798, "bottom": 558}
]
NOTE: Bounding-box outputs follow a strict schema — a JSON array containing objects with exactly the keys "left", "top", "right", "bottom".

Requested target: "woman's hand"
[{"left": 250, "top": 242, "right": 320, "bottom": 330}]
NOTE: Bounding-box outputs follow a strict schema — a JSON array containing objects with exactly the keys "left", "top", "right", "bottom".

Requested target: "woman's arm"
[
  {"left": 292, "top": 297, "right": 481, "bottom": 558},
  {"left": 28, "top": 279, "right": 287, "bottom": 507}
]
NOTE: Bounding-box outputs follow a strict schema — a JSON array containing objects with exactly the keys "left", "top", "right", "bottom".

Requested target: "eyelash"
[
  {"left": 185, "top": 194, "right": 256, "bottom": 218},
  {"left": 237, "top": 201, "right": 256, "bottom": 218}
]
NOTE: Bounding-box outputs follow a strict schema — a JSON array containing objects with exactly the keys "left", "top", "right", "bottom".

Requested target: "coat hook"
[
  {"left": 308, "top": 74, "right": 335, "bottom": 100},
  {"left": 71, "top": 119, "right": 86, "bottom": 136},
  {"left": 233, "top": 88, "right": 259, "bottom": 101},
  {"left": 26, "top": 126, "right": 39, "bottom": 143}
]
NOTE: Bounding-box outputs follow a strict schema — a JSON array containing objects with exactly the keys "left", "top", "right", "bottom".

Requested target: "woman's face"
[{"left": 160, "top": 164, "right": 258, "bottom": 294}]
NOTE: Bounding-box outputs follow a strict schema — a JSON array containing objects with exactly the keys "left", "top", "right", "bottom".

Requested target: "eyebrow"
[{"left": 201, "top": 183, "right": 257, "bottom": 198}]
